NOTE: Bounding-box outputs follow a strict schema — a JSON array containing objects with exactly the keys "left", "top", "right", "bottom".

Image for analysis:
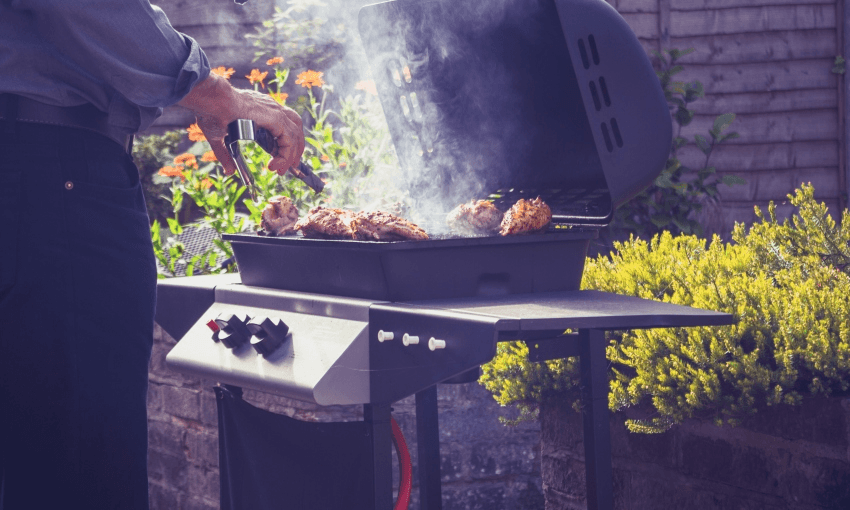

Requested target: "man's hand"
[{"left": 177, "top": 73, "right": 305, "bottom": 176}]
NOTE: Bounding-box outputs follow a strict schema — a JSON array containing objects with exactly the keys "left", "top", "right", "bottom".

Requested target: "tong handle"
[
  {"left": 254, "top": 127, "right": 325, "bottom": 193},
  {"left": 254, "top": 126, "right": 277, "bottom": 155}
]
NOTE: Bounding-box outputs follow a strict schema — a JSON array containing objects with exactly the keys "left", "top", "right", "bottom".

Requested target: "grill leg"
[
  {"left": 579, "top": 328, "right": 613, "bottom": 510},
  {"left": 416, "top": 385, "right": 442, "bottom": 510},
  {"left": 364, "top": 403, "right": 394, "bottom": 510}
]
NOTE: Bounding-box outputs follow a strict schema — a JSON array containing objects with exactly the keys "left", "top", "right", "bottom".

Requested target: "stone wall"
[
  {"left": 540, "top": 396, "right": 850, "bottom": 509},
  {"left": 147, "top": 323, "right": 544, "bottom": 509}
]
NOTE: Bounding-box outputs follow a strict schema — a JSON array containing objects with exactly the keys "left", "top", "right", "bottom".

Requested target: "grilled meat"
[
  {"left": 499, "top": 197, "right": 552, "bottom": 235},
  {"left": 352, "top": 210, "right": 429, "bottom": 241},
  {"left": 446, "top": 200, "right": 503, "bottom": 235},
  {"left": 294, "top": 206, "right": 358, "bottom": 239},
  {"left": 260, "top": 196, "right": 300, "bottom": 236}
]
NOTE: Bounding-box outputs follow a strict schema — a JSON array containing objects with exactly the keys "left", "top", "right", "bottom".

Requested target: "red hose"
[{"left": 390, "top": 415, "right": 412, "bottom": 510}]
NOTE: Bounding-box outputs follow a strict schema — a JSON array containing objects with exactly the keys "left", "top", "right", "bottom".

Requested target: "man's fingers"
[
  {"left": 209, "top": 138, "right": 237, "bottom": 176},
  {"left": 267, "top": 134, "right": 302, "bottom": 174}
]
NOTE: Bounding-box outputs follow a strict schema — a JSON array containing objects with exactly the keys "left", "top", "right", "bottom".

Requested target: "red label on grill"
[{"left": 206, "top": 319, "right": 220, "bottom": 332}]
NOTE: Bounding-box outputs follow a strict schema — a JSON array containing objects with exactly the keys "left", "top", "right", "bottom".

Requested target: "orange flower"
[
  {"left": 158, "top": 165, "right": 185, "bottom": 180},
  {"left": 355, "top": 80, "right": 377, "bottom": 96},
  {"left": 246, "top": 69, "right": 268, "bottom": 88},
  {"left": 270, "top": 92, "right": 288, "bottom": 105},
  {"left": 296, "top": 70, "right": 325, "bottom": 89},
  {"left": 200, "top": 151, "right": 217, "bottom": 163},
  {"left": 211, "top": 66, "right": 235, "bottom": 79},
  {"left": 339, "top": 162, "right": 348, "bottom": 168},
  {"left": 187, "top": 123, "right": 206, "bottom": 142},
  {"left": 199, "top": 178, "right": 213, "bottom": 190},
  {"left": 174, "top": 153, "right": 197, "bottom": 169},
  {"left": 266, "top": 56, "right": 284, "bottom": 66},
  {"left": 320, "top": 154, "right": 330, "bottom": 162}
]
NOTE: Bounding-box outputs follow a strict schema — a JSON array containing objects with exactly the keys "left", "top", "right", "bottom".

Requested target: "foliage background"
[{"left": 481, "top": 185, "right": 850, "bottom": 432}]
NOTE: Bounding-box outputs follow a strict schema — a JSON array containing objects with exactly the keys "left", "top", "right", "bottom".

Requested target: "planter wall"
[{"left": 541, "top": 396, "right": 850, "bottom": 509}]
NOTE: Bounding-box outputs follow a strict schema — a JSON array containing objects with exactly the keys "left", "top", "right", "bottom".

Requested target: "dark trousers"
[{"left": 0, "top": 123, "right": 155, "bottom": 509}]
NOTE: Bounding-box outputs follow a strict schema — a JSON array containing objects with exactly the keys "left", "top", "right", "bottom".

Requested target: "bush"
[{"left": 480, "top": 184, "right": 850, "bottom": 432}]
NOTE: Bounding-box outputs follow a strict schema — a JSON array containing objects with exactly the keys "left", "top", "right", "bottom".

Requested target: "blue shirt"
[{"left": 0, "top": 0, "right": 211, "bottom": 132}]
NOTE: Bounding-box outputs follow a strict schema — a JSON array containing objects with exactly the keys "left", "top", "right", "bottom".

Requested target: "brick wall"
[
  {"left": 540, "top": 396, "right": 850, "bottom": 509},
  {"left": 147, "top": 323, "right": 545, "bottom": 509}
]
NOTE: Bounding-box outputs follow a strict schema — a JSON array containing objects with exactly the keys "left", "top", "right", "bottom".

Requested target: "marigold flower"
[
  {"left": 187, "top": 123, "right": 206, "bottom": 142},
  {"left": 158, "top": 165, "right": 185, "bottom": 180},
  {"left": 320, "top": 154, "right": 330, "bottom": 162},
  {"left": 296, "top": 70, "right": 325, "bottom": 89},
  {"left": 200, "top": 151, "right": 217, "bottom": 163},
  {"left": 339, "top": 162, "right": 348, "bottom": 168},
  {"left": 266, "top": 56, "right": 284, "bottom": 66},
  {"left": 174, "top": 153, "right": 197, "bottom": 169},
  {"left": 211, "top": 66, "right": 235, "bottom": 79},
  {"left": 355, "top": 80, "right": 377, "bottom": 96},
  {"left": 270, "top": 92, "right": 288, "bottom": 105},
  {"left": 199, "top": 178, "right": 213, "bottom": 190},
  {"left": 246, "top": 69, "right": 268, "bottom": 88}
]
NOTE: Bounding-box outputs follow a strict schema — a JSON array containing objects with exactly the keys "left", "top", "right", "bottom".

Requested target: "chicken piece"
[
  {"left": 446, "top": 200, "right": 503, "bottom": 235},
  {"left": 499, "top": 197, "right": 552, "bottom": 235},
  {"left": 351, "top": 210, "right": 429, "bottom": 241},
  {"left": 260, "top": 196, "right": 300, "bottom": 236},
  {"left": 294, "top": 206, "right": 358, "bottom": 239}
]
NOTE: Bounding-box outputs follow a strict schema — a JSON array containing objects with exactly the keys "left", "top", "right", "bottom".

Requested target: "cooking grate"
[{"left": 486, "top": 187, "right": 612, "bottom": 226}]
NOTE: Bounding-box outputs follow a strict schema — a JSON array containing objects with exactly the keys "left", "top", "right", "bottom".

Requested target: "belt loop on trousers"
[{"left": 2, "top": 93, "right": 18, "bottom": 134}]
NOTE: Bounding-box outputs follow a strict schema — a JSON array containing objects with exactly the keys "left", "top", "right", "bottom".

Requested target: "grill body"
[{"left": 225, "top": 230, "right": 594, "bottom": 301}]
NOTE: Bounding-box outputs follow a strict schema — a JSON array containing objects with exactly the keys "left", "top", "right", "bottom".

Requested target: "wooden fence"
[{"left": 150, "top": 0, "right": 846, "bottom": 236}]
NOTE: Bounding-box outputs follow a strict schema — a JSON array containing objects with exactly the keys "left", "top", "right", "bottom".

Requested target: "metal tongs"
[{"left": 225, "top": 119, "right": 325, "bottom": 201}]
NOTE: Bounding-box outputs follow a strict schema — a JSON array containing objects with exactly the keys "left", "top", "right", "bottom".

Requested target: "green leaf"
[
  {"left": 694, "top": 134, "right": 711, "bottom": 155},
  {"left": 166, "top": 217, "right": 183, "bottom": 235},
  {"left": 650, "top": 214, "right": 672, "bottom": 228},
  {"left": 722, "top": 175, "right": 747, "bottom": 186},
  {"left": 675, "top": 107, "right": 695, "bottom": 127},
  {"left": 683, "top": 82, "right": 705, "bottom": 103},
  {"left": 713, "top": 113, "right": 736, "bottom": 134},
  {"left": 832, "top": 55, "right": 846, "bottom": 75}
]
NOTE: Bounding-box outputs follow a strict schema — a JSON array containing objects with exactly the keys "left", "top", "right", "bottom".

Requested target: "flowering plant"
[{"left": 149, "top": 56, "right": 398, "bottom": 277}]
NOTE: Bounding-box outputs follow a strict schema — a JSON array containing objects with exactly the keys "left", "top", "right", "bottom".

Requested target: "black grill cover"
[{"left": 215, "top": 387, "right": 375, "bottom": 510}]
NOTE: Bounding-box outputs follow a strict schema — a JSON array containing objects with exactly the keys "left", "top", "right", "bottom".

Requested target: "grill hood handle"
[{"left": 224, "top": 119, "right": 325, "bottom": 199}]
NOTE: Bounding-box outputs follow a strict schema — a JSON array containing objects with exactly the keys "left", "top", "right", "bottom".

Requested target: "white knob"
[
  {"left": 378, "top": 330, "right": 394, "bottom": 342},
  {"left": 403, "top": 334, "right": 419, "bottom": 346},
  {"left": 429, "top": 337, "right": 446, "bottom": 351}
]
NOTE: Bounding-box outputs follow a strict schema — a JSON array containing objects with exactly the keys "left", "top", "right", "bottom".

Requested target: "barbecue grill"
[{"left": 157, "top": 1, "right": 733, "bottom": 509}]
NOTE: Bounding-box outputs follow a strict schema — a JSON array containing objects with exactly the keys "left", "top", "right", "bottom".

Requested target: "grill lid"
[{"left": 358, "top": 0, "right": 671, "bottom": 226}]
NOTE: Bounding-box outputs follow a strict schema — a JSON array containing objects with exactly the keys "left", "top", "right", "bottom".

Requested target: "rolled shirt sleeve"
[{"left": 1, "top": 0, "right": 211, "bottom": 131}]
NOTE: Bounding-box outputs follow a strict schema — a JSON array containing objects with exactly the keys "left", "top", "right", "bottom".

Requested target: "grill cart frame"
[{"left": 157, "top": 276, "right": 733, "bottom": 510}]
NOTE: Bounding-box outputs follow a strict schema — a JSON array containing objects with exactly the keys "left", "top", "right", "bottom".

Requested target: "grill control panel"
[
  {"left": 167, "top": 301, "right": 371, "bottom": 406},
  {"left": 247, "top": 317, "right": 289, "bottom": 356},
  {"left": 208, "top": 313, "right": 292, "bottom": 357},
  {"left": 368, "top": 304, "right": 501, "bottom": 403}
]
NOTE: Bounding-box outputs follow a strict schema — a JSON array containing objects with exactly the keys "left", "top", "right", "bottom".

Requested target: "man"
[{"left": 0, "top": 1, "right": 304, "bottom": 508}]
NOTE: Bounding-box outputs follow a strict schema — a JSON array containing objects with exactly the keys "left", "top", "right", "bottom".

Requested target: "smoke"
[{"left": 300, "top": 0, "right": 560, "bottom": 235}]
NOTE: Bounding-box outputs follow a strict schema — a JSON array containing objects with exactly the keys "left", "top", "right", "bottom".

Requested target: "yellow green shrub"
[{"left": 480, "top": 184, "right": 850, "bottom": 432}]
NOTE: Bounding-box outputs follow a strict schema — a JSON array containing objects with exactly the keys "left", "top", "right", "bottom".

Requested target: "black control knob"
[
  {"left": 213, "top": 313, "right": 251, "bottom": 350},
  {"left": 247, "top": 317, "right": 289, "bottom": 357}
]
